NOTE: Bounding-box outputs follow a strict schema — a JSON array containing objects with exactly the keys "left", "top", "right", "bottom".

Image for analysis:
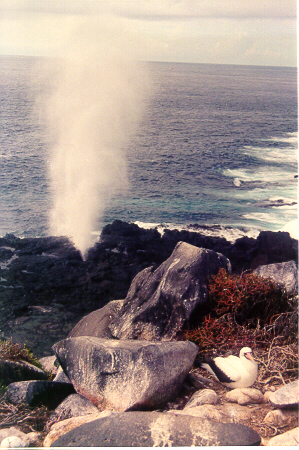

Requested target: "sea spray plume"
[{"left": 37, "top": 28, "right": 150, "bottom": 259}]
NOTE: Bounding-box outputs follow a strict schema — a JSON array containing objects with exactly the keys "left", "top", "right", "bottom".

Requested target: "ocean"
[{"left": 0, "top": 56, "right": 297, "bottom": 246}]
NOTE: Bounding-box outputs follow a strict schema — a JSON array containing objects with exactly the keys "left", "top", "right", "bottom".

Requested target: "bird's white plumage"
[{"left": 201, "top": 347, "right": 258, "bottom": 388}]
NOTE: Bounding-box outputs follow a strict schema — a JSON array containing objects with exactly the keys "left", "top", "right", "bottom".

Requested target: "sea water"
[{"left": 0, "top": 56, "right": 297, "bottom": 244}]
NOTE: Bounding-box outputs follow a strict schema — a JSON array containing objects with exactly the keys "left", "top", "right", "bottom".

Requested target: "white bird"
[{"left": 196, "top": 347, "right": 258, "bottom": 389}]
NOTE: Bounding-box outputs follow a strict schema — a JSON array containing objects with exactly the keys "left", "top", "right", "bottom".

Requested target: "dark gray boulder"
[
  {"left": 52, "top": 336, "right": 198, "bottom": 411},
  {"left": 0, "top": 359, "right": 47, "bottom": 384},
  {"left": 254, "top": 260, "right": 298, "bottom": 296},
  {"left": 50, "top": 411, "right": 261, "bottom": 447},
  {"left": 109, "top": 242, "right": 231, "bottom": 340},
  {"left": 68, "top": 300, "right": 124, "bottom": 338},
  {"left": 5, "top": 380, "right": 75, "bottom": 409}
]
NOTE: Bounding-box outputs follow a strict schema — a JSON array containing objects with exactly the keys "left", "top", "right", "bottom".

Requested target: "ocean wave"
[{"left": 134, "top": 221, "right": 260, "bottom": 243}]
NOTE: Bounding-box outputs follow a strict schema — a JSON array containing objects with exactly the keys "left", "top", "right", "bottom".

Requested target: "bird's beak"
[{"left": 245, "top": 352, "right": 255, "bottom": 361}]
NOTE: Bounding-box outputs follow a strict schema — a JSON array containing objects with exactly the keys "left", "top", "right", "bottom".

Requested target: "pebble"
[
  {"left": 221, "top": 403, "right": 252, "bottom": 422},
  {"left": 0, "top": 436, "right": 27, "bottom": 448},
  {"left": 0, "top": 428, "right": 30, "bottom": 447}
]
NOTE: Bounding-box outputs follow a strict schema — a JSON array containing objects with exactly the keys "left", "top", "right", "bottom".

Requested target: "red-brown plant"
[{"left": 183, "top": 269, "right": 296, "bottom": 355}]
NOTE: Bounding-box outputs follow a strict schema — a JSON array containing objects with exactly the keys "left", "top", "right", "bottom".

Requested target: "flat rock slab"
[
  {"left": 268, "top": 380, "right": 299, "bottom": 408},
  {"left": 51, "top": 411, "right": 261, "bottom": 447},
  {"left": 52, "top": 337, "right": 198, "bottom": 411}
]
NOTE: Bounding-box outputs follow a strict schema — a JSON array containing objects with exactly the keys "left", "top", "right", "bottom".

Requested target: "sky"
[{"left": 0, "top": 0, "right": 297, "bottom": 67}]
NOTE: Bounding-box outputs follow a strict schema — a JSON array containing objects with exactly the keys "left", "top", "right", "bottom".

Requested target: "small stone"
[
  {"left": 184, "top": 389, "right": 219, "bottom": 408},
  {"left": 225, "top": 388, "right": 264, "bottom": 405},
  {"left": 0, "top": 436, "right": 27, "bottom": 448},
  {"left": 268, "top": 380, "right": 299, "bottom": 408},
  {"left": 39, "top": 355, "right": 58, "bottom": 375},
  {"left": 266, "top": 427, "right": 299, "bottom": 446},
  {"left": 26, "top": 431, "right": 42, "bottom": 446},
  {"left": 0, "top": 428, "right": 29, "bottom": 446},
  {"left": 221, "top": 404, "right": 252, "bottom": 422},
  {"left": 263, "top": 409, "right": 287, "bottom": 426}
]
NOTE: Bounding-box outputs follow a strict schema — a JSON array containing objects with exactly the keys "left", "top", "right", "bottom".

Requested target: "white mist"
[{"left": 36, "top": 19, "right": 150, "bottom": 258}]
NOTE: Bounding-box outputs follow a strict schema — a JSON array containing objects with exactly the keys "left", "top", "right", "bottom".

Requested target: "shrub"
[
  {"left": 183, "top": 269, "right": 296, "bottom": 355},
  {"left": 0, "top": 339, "right": 42, "bottom": 369},
  {"left": 208, "top": 269, "right": 288, "bottom": 325}
]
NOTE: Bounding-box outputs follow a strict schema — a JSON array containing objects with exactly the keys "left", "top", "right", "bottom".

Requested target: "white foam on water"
[
  {"left": 134, "top": 221, "right": 260, "bottom": 243},
  {"left": 280, "top": 219, "right": 298, "bottom": 239}
]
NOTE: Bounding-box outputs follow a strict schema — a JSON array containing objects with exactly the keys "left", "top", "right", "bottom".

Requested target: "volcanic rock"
[
  {"left": 254, "top": 260, "right": 298, "bottom": 295},
  {"left": 44, "top": 412, "right": 113, "bottom": 448},
  {"left": 109, "top": 242, "right": 231, "bottom": 340},
  {"left": 52, "top": 336, "right": 198, "bottom": 411},
  {"left": 0, "top": 359, "right": 47, "bottom": 384},
  {"left": 68, "top": 300, "right": 124, "bottom": 339},
  {"left": 5, "top": 380, "right": 75, "bottom": 409},
  {"left": 48, "top": 394, "right": 100, "bottom": 423},
  {"left": 50, "top": 411, "right": 261, "bottom": 447}
]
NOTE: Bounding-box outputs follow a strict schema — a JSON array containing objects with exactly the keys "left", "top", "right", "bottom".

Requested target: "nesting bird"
[{"left": 196, "top": 347, "right": 258, "bottom": 389}]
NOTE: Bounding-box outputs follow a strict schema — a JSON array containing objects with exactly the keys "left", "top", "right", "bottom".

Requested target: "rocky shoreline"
[
  {"left": 0, "top": 220, "right": 297, "bottom": 356},
  {"left": 0, "top": 222, "right": 298, "bottom": 446}
]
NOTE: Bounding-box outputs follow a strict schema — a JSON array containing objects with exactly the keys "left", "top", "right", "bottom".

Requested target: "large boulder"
[
  {"left": 68, "top": 300, "right": 124, "bottom": 339},
  {"left": 254, "top": 260, "right": 298, "bottom": 296},
  {"left": 50, "top": 411, "right": 261, "bottom": 447},
  {"left": 109, "top": 242, "right": 231, "bottom": 340},
  {"left": 52, "top": 336, "right": 198, "bottom": 411}
]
